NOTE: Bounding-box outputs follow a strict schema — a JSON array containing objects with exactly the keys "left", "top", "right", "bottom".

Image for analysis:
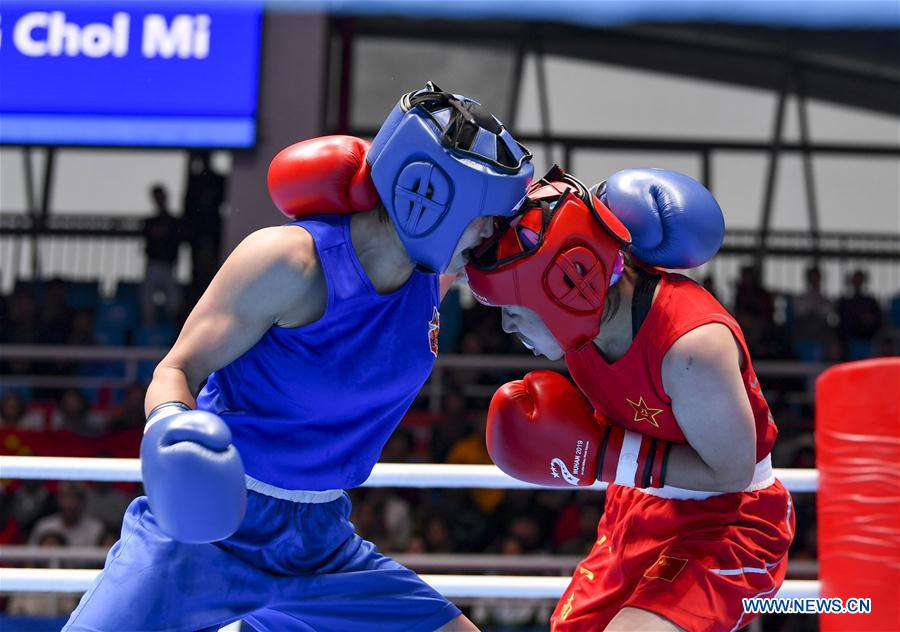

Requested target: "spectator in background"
[
  {"left": 422, "top": 515, "right": 455, "bottom": 553},
  {"left": 85, "top": 482, "right": 134, "bottom": 533},
  {"left": 141, "top": 184, "right": 183, "bottom": 326},
  {"left": 429, "top": 388, "right": 473, "bottom": 462},
  {"left": 471, "top": 536, "right": 553, "bottom": 628},
  {"left": 462, "top": 302, "right": 506, "bottom": 355},
  {"left": 436, "top": 286, "right": 463, "bottom": 353},
  {"left": 436, "top": 489, "right": 490, "bottom": 553},
  {"left": 734, "top": 264, "right": 783, "bottom": 358},
  {"left": 4, "top": 293, "right": 40, "bottom": 377},
  {"left": 446, "top": 416, "right": 505, "bottom": 515},
  {"left": 51, "top": 389, "right": 106, "bottom": 437},
  {"left": 29, "top": 481, "right": 104, "bottom": 548},
  {"left": 557, "top": 502, "right": 603, "bottom": 555},
  {"left": 98, "top": 529, "right": 119, "bottom": 550},
  {"left": 379, "top": 427, "right": 418, "bottom": 463},
  {"left": 40, "top": 277, "right": 73, "bottom": 344},
  {"left": 488, "top": 490, "right": 542, "bottom": 551},
  {"left": 837, "top": 269, "right": 883, "bottom": 359},
  {"left": 10, "top": 479, "right": 54, "bottom": 535},
  {"left": 506, "top": 514, "right": 545, "bottom": 553},
  {"left": 874, "top": 329, "right": 899, "bottom": 358},
  {"left": 0, "top": 391, "right": 44, "bottom": 430},
  {"left": 183, "top": 151, "right": 226, "bottom": 303},
  {"left": 108, "top": 383, "right": 147, "bottom": 433},
  {"left": 382, "top": 492, "right": 414, "bottom": 552},
  {"left": 0, "top": 286, "right": 7, "bottom": 338},
  {"left": 8, "top": 530, "right": 80, "bottom": 616},
  {"left": 792, "top": 266, "right": 836, "bottom": 361},
  {"left": 404, "top": 535, "right": 426, "bottom": 554},
  {"left": 0, "top": 488, "right": 23, "bottom": 545},
  {"left": 734, "top": 264, "right": 774, "bottom": 324},
  {"left": 351, "top": 488, "right": 414, "bottom": 552},
  {"left": 7, "top": 291, "right": 40, "bottom": 345},
  {"left": 67, "top": 309, "right": 98, "bottom": 347},
  {"left": 890, "top": 293, "right": 900, "bottom": 329},
  {"left": 350, "top": 492, "right": 388, "bottom": 545}
]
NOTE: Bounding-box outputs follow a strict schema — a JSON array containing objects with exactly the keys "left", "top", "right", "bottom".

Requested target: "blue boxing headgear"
[{"left": 367, "top": 82, "right": 534, "bottom": 273}]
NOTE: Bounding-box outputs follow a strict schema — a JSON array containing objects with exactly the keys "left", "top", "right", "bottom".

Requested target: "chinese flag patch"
[
  {"left": 428, "top": 307, "right": 440, "bottom": 357},
  {"left": 643, "top": 555, "right": 688, "bottom": 582}
]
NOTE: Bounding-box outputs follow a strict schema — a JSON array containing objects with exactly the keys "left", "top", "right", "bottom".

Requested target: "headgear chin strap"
[
  {"left": 367, "top": 82, "right": 534, "bottom": 274},
  {"left": 465, "top": 166, "right": 632, "bottom": 352}
]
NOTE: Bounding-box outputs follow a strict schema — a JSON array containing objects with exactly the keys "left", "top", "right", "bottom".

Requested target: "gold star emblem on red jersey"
[{"left": 626, "top": 396, "right": 663, "bottom": 428}]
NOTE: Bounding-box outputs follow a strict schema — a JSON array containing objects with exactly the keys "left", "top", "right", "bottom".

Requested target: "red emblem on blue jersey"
[{"left": 428, "top": 307, "right": 440, "bottom": 357}]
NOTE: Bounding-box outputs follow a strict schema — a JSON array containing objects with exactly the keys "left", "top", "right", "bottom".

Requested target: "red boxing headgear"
[{"left": 465, "top": 167, "right": 631, "bottom": 352}]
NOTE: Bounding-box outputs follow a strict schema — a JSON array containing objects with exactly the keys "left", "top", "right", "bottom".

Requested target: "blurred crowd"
[
  {"left": 723, "top": 264, "right": 898, "bottom": 362},
  {"left": 3, "top": 260, "right": 897, "bottom": 369},
  {"left": 1, "top": 259, "right": 898, "bottom": 628}
]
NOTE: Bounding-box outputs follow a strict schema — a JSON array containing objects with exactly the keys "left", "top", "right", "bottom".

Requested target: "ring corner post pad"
[{"left": 815, "top": 358, "right": 900, "bottom": 632}]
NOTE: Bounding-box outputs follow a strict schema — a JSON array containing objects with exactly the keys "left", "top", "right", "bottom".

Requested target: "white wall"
[{"left": 515, "top": 55, "right": 900, "bottom": 233}]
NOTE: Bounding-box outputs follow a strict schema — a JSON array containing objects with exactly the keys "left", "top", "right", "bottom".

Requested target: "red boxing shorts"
[{"left": 551, "top": 467, "right": 794, "bottom": 632}]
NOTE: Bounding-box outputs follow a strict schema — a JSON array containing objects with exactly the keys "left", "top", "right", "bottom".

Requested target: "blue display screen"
[{"left": 0, "top": 1, "right": 262, "bottom": 147}]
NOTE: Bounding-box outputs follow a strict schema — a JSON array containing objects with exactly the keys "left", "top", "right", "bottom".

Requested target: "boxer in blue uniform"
[{"left": 64, "top": 83, "right": 533, "bottom": 631}]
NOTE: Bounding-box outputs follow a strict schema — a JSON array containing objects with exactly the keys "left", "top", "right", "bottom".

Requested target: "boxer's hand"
[
  {"left": 268, "top": 135, "right": 380, "bottom": 219},
  {"left": 487, "top": 371, "right": 601, "bottom": 487},
  {"left": 487, "top": 371, "right": 670, "bottom": 488},
  {"left": 141, "top": 404, "right": 246, "bottom": 543},
  {"left": 593, "top": 168, "right": 725, "bottom": 268}
]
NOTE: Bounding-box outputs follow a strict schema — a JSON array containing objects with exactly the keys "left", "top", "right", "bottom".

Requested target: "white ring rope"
[
  {"left": 0, "top": 568, "right": 822, "bottom": 599},
  {"left": 0, "top": 456, "right": 820, "bottom": 492},
  {"left": 0, "top": 456, "right": 822, "bottom": 605}
]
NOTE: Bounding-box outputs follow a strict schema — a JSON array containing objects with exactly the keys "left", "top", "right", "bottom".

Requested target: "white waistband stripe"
[
  {"left": 245, "top": 476, "right": 343, "bottom": 503},
  {"left": 711, "top": 566, "right": 770, "bottom": 576},
  {"left": 636, "top": 454, "right": 775, "bottom": 500}
]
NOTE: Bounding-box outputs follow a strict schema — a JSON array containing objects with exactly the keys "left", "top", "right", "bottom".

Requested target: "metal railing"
[
  {"left": 1, "top": 344, "right": 831, "bottom": 411},
  {"left": 4, "top": 214, "right": 898, "bottom": 299},
  {"left": 0, "top": 345, "right": 163, "bottom": 390}
]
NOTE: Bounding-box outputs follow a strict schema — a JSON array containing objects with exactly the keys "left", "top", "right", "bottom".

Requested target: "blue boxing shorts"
[{"left": 64, "top": 488, "right": 460, "bottom": 631}]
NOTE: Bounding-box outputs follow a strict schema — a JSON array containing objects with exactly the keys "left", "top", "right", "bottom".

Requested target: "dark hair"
[
  {"left": 601, "top": 283, "right": 622, "bottom": 325},
  {"left": 600, "top": 252, "right": 633, "bottom": 325},
  {"left": 375, "top": 202, "right": 390, "bottom": 224}
]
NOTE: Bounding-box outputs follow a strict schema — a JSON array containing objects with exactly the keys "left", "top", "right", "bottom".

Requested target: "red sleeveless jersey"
[{"left": 565, "top": 271, "right": 777, "bottom": 462}]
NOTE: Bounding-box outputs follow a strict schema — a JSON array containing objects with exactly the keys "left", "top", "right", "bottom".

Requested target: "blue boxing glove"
[
  {"left": 592, "top": 168, "right": 725, "bottom": 269},
  {"left": 141, "top": 402, "right": 246, "bottom": 543}
]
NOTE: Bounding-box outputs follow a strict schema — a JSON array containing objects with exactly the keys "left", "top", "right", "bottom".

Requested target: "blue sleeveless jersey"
[{"left": 196, "top": 215, "right": 440, "bottom": 490}]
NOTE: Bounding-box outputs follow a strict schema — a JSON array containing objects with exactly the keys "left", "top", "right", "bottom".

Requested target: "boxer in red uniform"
[{"left": 466, "top": 167, "right": 795, "bottom": 632}]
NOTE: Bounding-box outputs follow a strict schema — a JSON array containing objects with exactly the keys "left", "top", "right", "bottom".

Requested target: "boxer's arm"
[
  {"left": 146, "top": 226, "right": 318, "bottom": 414},
  {"left": 661, "top": 323, "right": 757, "bottom": 492}
]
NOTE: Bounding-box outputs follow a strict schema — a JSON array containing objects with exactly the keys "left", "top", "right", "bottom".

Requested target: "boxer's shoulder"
[
  {"left": 662, "top": 323, "right": 740, "bottom": 376},
  {"left": 213, "top": 226, "right": 326, "bottom": 327},
  {"left": 247, "top": 224, "right": 319, "bottom": 269},
  {"left": 229, "top": 226, "right": 323, "bottom": 283}
]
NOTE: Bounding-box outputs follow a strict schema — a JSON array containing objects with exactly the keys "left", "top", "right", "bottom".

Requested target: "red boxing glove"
[
  {"left": 486, "top": 371, "right": 670, "bottom": 489},
  {"left": 267, "top": 135, "right": 381, "bottom": 219}
]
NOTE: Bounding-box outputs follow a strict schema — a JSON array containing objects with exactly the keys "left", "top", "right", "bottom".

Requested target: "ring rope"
[
  {"left": 0, "top": 456, "right": 820, "bottom": 492},
  {"left": 0, "top": 568, "right": 822, "bottom": 599}
]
